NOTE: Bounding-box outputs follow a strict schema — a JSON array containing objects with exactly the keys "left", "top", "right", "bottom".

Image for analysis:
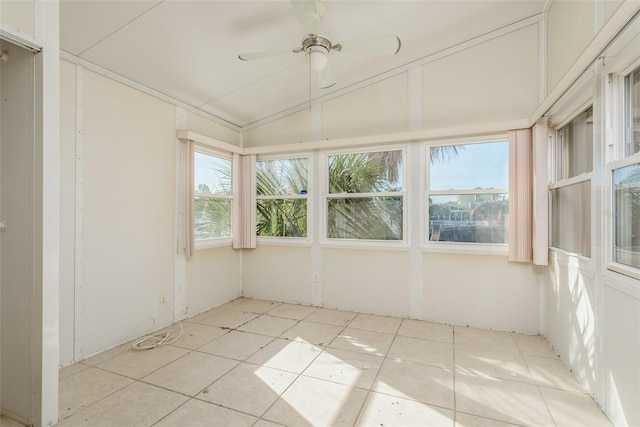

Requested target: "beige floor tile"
[
  {"left": 230, "top": 299, "right": 281, "bottom": 314},
  {"left": 280, "top": 321, "right": 343, "bottom": 346},
  {"left": 198, "top": 330, "right": 274, "bottom": 361},
  {"left": 304, "top": 308, "right": 356, "bottom": 326},
  {"left": 184, "top": 306, "right": 226, "bottom": 325},
  {"left": 513, "top": 334, "right": 558, "bottom": 359},
  {"left": 58, "top": 367, "right": 133, "bottom": 420},
  {"left": 267, "top": 303, "right": 317, "bottom": 320},
  {"left": 57, "top": 382, "right": 188, "bottom": 427},
  {"left": 526, "top": 355, "right": 586, "bottom": 393},
  {"left": 238, "top": 315, "right": 298, "bottom": 337},
  {"left": 374, "top": 359, "right": 454, "bottom": 410},
  {"left": 398, "top": 318, "right": 454, "bottom": 344},
  {"left": 330, "top": 327, "right": 395, "bottom": 357},
  {"left": 540, "top": 387, "right": 612, "bottom": 427},
  {"left": 350, "top": 313, "right": 402, "bottom": 334},
  {"left": 81, "top": 341, "right": 132, "bottom": 366},
  {"left": 356, "top": 392, "right": 455, "bottom": 427},
  {"left": 454, "top": 327, "right": 519, "bottom": 353},
  {"left": 303, "top": 347, "right": 383, "bottom": 389},
  {"left": 455, "top": 412, "right": 523, "bottom": 427},
  {"left": 97, "top": 345, "right": 189, "bottom": 379},
  {"left": 247, "top": 338, "right": 323, "bottom": 374},
  {"left": 199, "top": 309, "right": 260, "bottom": 329},
  {"left": 455, "top": 345, "right": 533, "bottom": 384},
  {"left": 155, "top": 398, "right": 257, "bottom": 427},
  {"left": 263, "top": 375, "right": 368, "bottom": 427},
  {"left": 388, "top": 335, "right": 454, "bottom": 370},
  {"left": 142, "top": 351, "right": 238, "bottom": 396},
  {"left": 254, "top": 419, "right": 286, "bottom": 427},
  {"left": 59, "top": 362, "right": 89, "bottom": 380},
  {"left": 197, "top": 363, "right": 297, "bottom": 417},
  {"left": 168, "top": 323, "right": 227, "bottom": 350},
  {"left": 0, "top": 415, "right": 24, "bottom": 427},
  {"left": 455, "top": 373, "right": 555, "bottom": 426}
]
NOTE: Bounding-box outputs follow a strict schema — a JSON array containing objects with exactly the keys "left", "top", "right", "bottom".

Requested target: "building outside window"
[
  {"left": 193, "top": 149, "right": 232, "bottom": 242},
  {"left": 427, "top": 140, "right": 509, "bottom": 244},
  {"left": 256, "top": 156, "right": 309, "bottom": 238},
  {"left": 325, "top": 148, "right": 405, "bottom": 241}
]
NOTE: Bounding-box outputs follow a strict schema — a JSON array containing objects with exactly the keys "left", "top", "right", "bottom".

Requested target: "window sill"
[
  {"left": 320, "top": 240, "right": 410, "bottom": 251},
  {"left": 195, "top": 238, "right": 233, "bottom": 250},
  {"left": 422, "top": 242, "right": 508, "bottom": 256},
  {"left": 257, "top": 237, "right": 312, "bottom": 247}
]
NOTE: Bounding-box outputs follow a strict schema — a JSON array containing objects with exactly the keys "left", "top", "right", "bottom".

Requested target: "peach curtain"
[
  {"left": 233, "top": 153, "right": 257, "bottom": 249},
  {"left": 508, "top": 128, "right": 533, "bottom": 262}
]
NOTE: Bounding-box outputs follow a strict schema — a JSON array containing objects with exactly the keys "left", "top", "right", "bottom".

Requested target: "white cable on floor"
[{"left": 132, "top": 301, "right": 184, "bottom": 350}]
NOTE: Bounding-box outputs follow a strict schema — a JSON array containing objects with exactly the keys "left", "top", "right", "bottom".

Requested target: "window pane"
[
  {"left": 430, "top": 142, "right": 508, "bottom": 191},
  {"left": 428, "top": 194, "right": 508, "bottom": 243},
  {"left": 257, "top": 158, "right": 308, "bottom": 196},
  {"left": 557, "top": 108, "right": 593, "bottom": 179},
  {"left": 194, "top": 197, "right": 232, "bottom": 239},
  {"left": 613, "top": 164, "right": 640, "bottom": 268},
  {"left": 257, "top": 199, "right": 307, "bottom": 237},
  {"left": 551, "top": 181, "right": 591, "bottom": 256},
  {"left": 625, "top": 68, "right": 640, "bottom": 156},
  {"left": 327, "top": 196, "right": 403, "bottom": 240},
  {"left": 194, "top": 151, "right": 232, "bottom": 195},
  {"left": 328, "top": 151, "right": 402, "bottom": 193}
]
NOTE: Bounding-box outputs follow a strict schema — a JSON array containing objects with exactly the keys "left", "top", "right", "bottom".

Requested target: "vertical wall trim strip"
[
  {"left": 408, "top": 66, "right": 424, "bottom": 319},
  {"left": 73, "top": 65, "right": 84, "bottom": 361},
  {"left": 174, "top": 107, "right": 188, "bottom": 319}
]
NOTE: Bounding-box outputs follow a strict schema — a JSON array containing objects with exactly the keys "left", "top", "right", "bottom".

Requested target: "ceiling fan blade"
[
  {"left": 290, "top": 0, "right": 322, "bottom": 35},
  {"left": 238, "top": 47, "right": 302, "bottom": 61},
  {"left": 333, "top": 35, "right": 401, "bottom": 55},
  {"left": 315, "top": 63, "right": 336, "bottom": 89}
]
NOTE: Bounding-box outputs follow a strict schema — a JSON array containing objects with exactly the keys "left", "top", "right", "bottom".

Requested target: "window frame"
[
  {"left": 320, "top": 145, "right": 408, "bottom": 248},
  {"left": 548, "top": 105, "right": 594, "bottom": 258},
  {"left": 255, "top": 153, "right": 312, "bottom": 246},
  {"left": 193, "top": 145, "right": 234, "bottom": 250},
  {"left": 622, "top": 62, "right": 640, "bottom": 158},
  {"left": 423, "top": 137, "right": 509, "bottom": 255}
]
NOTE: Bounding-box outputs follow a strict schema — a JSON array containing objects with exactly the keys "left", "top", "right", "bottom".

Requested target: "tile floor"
[{"left": 54, "top": 298, "right": 612, "bottom": 427}]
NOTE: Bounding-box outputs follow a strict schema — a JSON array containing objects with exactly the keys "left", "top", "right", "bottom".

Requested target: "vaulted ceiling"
[{"left": 60, "top": 1, "right": 546, "bottom": 128}]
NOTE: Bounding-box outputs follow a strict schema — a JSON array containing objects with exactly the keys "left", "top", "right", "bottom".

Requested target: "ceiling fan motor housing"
[{"left": 302, "top": 34, "right": 332, "bottom": 54}]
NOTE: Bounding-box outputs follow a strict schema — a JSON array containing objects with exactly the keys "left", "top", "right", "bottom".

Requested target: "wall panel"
[
  {"left": 424, "top": 253, "right": 540, "bottom": 333},
  {"left": 185, "top": 247, "right": 240, "bottom": 316},
  {"left": 423, "top": 24, "right": 539, "bottom": 129},
  {"left": 547, "top": 0, "right": 594, "bottom": 94},
  {"left": 0, "top": 0, "right": 35, "bottom": 37},
  {"left": 322, "top": 74, "right": 408, "bottom": 140},
  {"left": 603, "top": 284, "right": 640, "bottom": 427},
  {"left": 59, "top": 59, "right": 76, "bottom": 366},
  {"left": 322, "top": 249, "right": 410, "bottom": 317},
  {"left": 243, "top": 246, "right": 312, "bottom": 304},
  {"left": 243, "top": 109, "right": 311, "bottom": 147},
  {"left": 186, "top": 112, "right": 240, "bottom": 146},
  {"left": 80, "top": 70, "right": 176, "bottom": 356}
]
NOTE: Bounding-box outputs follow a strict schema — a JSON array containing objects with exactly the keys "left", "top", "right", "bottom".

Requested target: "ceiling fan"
[{"left": 238, "top": 0, "right": 401, "bottom": 89}]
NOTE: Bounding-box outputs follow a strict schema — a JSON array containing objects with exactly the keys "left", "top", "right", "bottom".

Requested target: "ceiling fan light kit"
[{"left": 238, "top": 0, "right": 401, "bottom": 88}]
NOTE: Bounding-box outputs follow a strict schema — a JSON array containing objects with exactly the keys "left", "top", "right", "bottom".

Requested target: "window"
[
  {"left": 612, "top": 164, "right": 640, "bottom": 269},
  {"left": 624, "top": 66, "right": 640, "bottom": 156},
  {"left": 325, "top": 149, "right": 405, "bottom": 241},
  {"left": 427, "top": 141, "right": 509, "bottom": 244},
  {"left": 556, "top": 107, "right": 593, "bottom": 179},
  {"left": 550, "top": 107, "right": 593, "bottom": 257},
  {"left": 194, "top": 149, "right": 232, "bottom": 242},
  {"left": 256, "top": 156, "right": 308, "bottom": 238}
]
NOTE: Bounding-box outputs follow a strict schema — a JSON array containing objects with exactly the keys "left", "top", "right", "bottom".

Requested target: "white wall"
[
  {"left": 423, "top": 24, "right": 539, "bottom": 128},
  {"left": 243, "top": 108, "right": 311, "bottom": 147},
  {"left": 58, "top": 61, "right": 242, "bottom": 364},
  {"left": 547, "top": 0, "right": 595, "bottom": 95},
  {"left": 0, "top": 0, "right": 35, "bottom": 37},
  {"left": 424, "top": 254, "right": 540, "bottom": 333}
]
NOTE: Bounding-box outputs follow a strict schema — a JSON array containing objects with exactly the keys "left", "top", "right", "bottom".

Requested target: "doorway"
[{"left": 0, "top": 39, "right": 36, "bottom": 426}]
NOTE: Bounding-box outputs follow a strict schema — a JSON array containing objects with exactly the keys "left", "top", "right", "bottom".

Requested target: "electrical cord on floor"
[{"left": 132, "top": 301, "right": 184, "bottom": 350}]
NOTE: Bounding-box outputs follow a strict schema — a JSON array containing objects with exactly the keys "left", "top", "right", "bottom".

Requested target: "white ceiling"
[{"left": 60, "top": 0, "right": 546, "bottom": 128}]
